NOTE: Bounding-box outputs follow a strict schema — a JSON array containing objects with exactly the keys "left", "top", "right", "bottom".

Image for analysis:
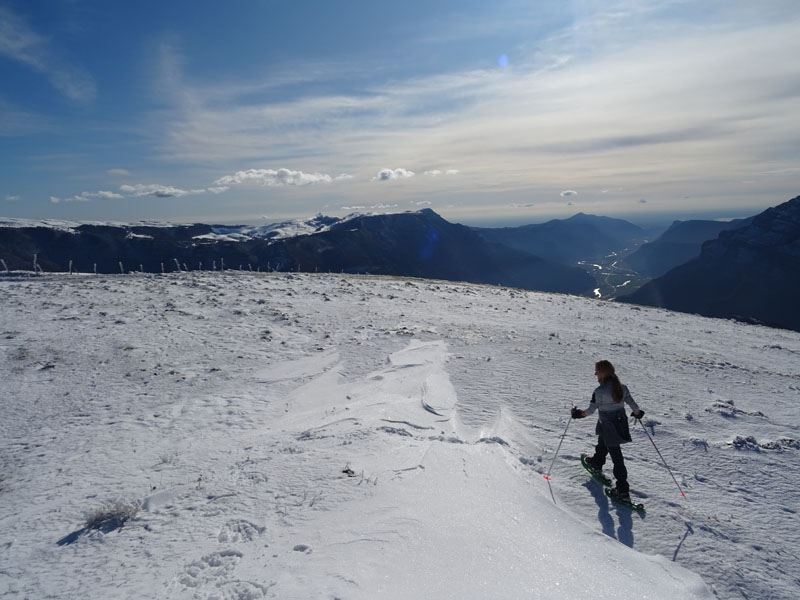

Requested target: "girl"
[{"left": 571, "top": 360, "right": 644, "bottom": 502}]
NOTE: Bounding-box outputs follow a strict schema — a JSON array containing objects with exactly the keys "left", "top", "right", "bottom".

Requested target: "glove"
[
  {"left": 571, "top": 407, "right": 585, "bottom": 419},
  {"left": 631, "top": 409, "right": 645, "bottom": 419}
]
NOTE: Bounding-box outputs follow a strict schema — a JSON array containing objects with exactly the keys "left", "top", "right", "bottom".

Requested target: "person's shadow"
[{"left": 583, "top": 482, "right": 640, "bottom": 547}]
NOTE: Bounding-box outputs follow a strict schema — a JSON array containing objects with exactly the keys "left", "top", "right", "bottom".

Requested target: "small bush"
[{"left": 84, "top": 498, "right": 141, "bottom": 531}]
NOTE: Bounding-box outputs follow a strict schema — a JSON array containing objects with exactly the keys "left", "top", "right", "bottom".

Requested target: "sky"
[{"left": 1, "top": 0, "right": 799, "bottom": 226}]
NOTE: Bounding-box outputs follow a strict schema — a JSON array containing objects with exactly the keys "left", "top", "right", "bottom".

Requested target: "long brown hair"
[{"left": 596, "top": 360, "right": 624, "bottom": 403}]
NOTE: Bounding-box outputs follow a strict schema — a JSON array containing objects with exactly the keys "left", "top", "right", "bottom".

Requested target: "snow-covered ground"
[
  {"left": 1, "top": 272, "right": 798, "bottom": 599},
  {"left": 0, "top": 213, "right": 356, "bottom": 241},
  {"left": 0, "top": 217, "right": 194, "bottom": 233}
]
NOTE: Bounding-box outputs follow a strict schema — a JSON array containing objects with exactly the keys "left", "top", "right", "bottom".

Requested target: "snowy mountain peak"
[{"left": 199, "top": 213, "right": 352, "bottom": 242}]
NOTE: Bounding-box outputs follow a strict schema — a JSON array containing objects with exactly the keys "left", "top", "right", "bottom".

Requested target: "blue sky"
[{"left": 1, "top": 0, "right": 799, "bottom": 225}]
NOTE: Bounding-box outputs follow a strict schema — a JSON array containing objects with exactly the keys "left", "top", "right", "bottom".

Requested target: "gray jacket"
[{"left": 583, "top": 379, "right": 641, "bottom": 446}]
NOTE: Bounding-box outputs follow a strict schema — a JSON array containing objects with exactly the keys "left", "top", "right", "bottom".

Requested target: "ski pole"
[
  {"left": 637, "top": 418, "right": 686, "bottom": 497},
  {"left": 543, "top": 415, "right": 572, "bottom": 481}
]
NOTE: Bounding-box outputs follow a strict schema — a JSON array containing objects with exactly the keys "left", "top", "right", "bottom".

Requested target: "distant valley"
[{"left": 620, "top": 195, "right": 800, "bottom": 332}]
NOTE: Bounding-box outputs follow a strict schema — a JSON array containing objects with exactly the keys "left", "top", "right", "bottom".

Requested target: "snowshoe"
[
  {"left": 581, "top": 454, "right": 611, "bottom": 487},
  {"left": 605, "top": 487, "right": 645, "bottom": 512}
]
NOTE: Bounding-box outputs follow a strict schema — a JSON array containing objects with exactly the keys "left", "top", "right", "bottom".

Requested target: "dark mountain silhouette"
[
  {"left": 0, "top": 222, "right": 264, "bottom": 273},
  {"left": 273, "top": 209, "right": 594, "bottom": 293},
  {"left": 622, "top": 216, "right": 754, "bottom": 278},
  {"left": 0, "top": 209, "right": 594, "bottom": 295},
  {"left": 472, "top": 213, "right": 646, "bottom": 265},
  {"left": 619, "top": 195, "right": 800, "bottom": 332}
]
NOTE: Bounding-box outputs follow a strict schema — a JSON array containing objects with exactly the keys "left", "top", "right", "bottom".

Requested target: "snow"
[
  {"left": 0, "top": 212, "right": 364, "bottom": 242},
  {"left": 0, "top": 217, "right": 194, "bottom": 232},
  {"left": 2, "top": 272, "right": 798, "bottom": 599},
  {"left": 199, "top": 213, "right": 364, "bottom": 242},
  {"left": 0, "top": 217, "right": 84, "bottom": 232}
]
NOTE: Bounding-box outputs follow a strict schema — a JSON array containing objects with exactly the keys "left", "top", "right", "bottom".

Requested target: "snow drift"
[{"left": 2, "top": 272, "right": 797, "bottom": 598}]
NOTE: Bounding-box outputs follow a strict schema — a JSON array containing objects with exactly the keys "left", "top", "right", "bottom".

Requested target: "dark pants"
[{"left": 591, "top": 440, "right": 629, "bottom": 494}]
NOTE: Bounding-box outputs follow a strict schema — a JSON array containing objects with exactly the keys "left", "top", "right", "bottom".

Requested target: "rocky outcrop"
[
  {"left": 620, "top": 196, "right": 800, "bottom": 331},
  {"left": 622, "top": 217, "right": 753, "bottom": 278}
]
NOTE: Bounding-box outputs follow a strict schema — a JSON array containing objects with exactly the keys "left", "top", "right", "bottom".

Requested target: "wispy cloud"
[
  {"left": 214, "top": 168, "right": 352, "bottom": 187},
  {"left": 0, "top": 6, "right": 96, "bottom": 102},
  {"left": 560, "top": 190, "right": 577, "bottom": 197},
  {"left": 120, "top": 184, "right": 205, "bottom": 198},
  {"left": 50, "top": 190, "right": 123, "bottom": 203},
  {"left": 138, "top": 4, "right": 800, "bottom": 217},
  {"left": 0, "top": 96, "right": 57, "bottom": 136},
  {"left": 90, "top": 190, "right": 124, "bottom": 200},
  {"left": 340, "top": 203, "right": 399, "bottom": 211},
  {"left": 424, "top": 169, "right": 459, "bottom": 176},
  {"left": 52, "top": 184, "right": 207, "bottom": 204},
  {"left": 160, "top": 15, "right": 797, "bottom": 181}
]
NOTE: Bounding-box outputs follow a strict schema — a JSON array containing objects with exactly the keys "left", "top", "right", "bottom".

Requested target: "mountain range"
[
  {"left": 473, "top": 212, "right": 647, "bottom": 265},
  {"left": 622, "top": 216, "right": 754, "bottom": 278},
  {"left": 620, "top": 195, "right": 800, "bottom": 331},
  {"left": 0, "top": 209, "right": 595, "bottom": 295},
  {"left": 3, "top": 196, "right": 800, "bottom": 331}
]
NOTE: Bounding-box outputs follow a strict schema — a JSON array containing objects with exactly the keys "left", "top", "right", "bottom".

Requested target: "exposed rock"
[
  {"left": 622, "top": 217, "right": 753, "bottom": 278},
  {"left": 620, "top": 196, "right": 800, "bottom": 332}
]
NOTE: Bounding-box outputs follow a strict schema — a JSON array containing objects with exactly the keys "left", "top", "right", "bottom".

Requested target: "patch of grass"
[{"left": 84, "top": 498, "right": 140, "bottom": 532}]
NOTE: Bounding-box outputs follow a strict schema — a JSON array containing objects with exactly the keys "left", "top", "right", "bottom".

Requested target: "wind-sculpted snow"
[{"left": 1, "top": 272, "right": 798, "bottom": 598}]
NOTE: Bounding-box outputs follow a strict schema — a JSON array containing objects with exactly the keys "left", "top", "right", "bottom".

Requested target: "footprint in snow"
[
  {"left": 180, "top": 549, "right": 242, "bottom": 589},
  {"left": 218, "top": 519, "right": 266, "bottom": 544}
]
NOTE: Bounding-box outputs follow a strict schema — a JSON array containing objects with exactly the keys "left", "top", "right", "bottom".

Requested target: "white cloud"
[
  {"left": 0, "top": 6, "right": 96, "bottom": 102},
  {"left": 340, "top": 203, "right": 399, "bottom": 211},
  {"left": 560, "top": 190, "right": 577, "bottom": 197},
  {"left": 5, "top": 195, "right": 20, "bottom": 202},
  {"left": 52, "top": 190, "right": 125, "bottom": 203},
  {"left": 374, "top": 168, "right": 415, "bottom": 181},
  {"left": 424, "top": 169, "right": 460, "bottom": 177},
  {"left": 120, "top": 184, "right": 203, "bottom": 198},
  {"left": 50, "top": 184, "right": 214, "bottom": 206},
  {"left": 214, "top": 168, "right": 350, "bottom": 187},
  {"left": 93, "top": 190, "right": 124, "bottom": 200},
  {"left": 107, "top": 169, "right": 132, "bottom": 177}
]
